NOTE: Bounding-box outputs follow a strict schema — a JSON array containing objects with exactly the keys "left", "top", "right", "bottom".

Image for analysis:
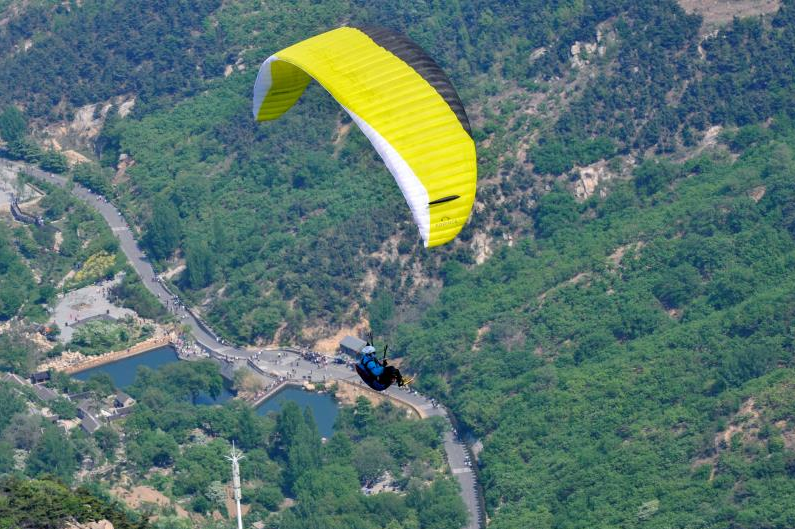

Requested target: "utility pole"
[{"left": 226, "top": 441, "right": 244, "bottom": 529}]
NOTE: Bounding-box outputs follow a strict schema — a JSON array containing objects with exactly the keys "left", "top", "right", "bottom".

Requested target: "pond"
[
  {"left": 72, "top": 346, "right": 234, "bottom": 403},
  {"left": 72, "top": 347, "right": 340, "bottom": 436},
  {"left": 256, "top": 386, "right": 339, "bottom": 439}
]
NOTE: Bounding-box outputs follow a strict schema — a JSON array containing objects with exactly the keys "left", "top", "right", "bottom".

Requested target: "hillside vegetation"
[
  {"left": 398, "top": 128, "right": 795, "bottom": 527},
  {"left": 11, "top": 0, "right": 795, "bottom": 343},
  {"left": 0, "top": 363, "right": 463, "bottom": 529},
  {"left": 2, "top": 1, "right": 795, "bottom": 528}
]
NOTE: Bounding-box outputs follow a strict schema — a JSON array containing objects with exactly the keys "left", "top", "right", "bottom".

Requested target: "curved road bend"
[
  {"left": 6, "top": 158, "right": 483, "bottom": 529},
  {"left": 2, "top": 159, "right": 234, "bottom": 356}
]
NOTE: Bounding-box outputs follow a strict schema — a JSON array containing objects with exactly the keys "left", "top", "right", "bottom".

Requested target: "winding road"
[{"left": 3, "top": 157, "right": 484, "bottom": 529}]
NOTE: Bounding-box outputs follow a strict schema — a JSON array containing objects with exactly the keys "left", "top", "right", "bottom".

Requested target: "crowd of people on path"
[
  {"left": 153, "top": 280, "right": 190, "bottom": 320},
  {"left": 173, "top": 335, "right": 206, "bottom": 359}
]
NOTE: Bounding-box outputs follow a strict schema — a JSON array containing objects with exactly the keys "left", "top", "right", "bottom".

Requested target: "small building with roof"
[
  {"left": 31, "top": 384, "right": 58, "bottom": 402},
  {"left": 1, "top": 372, "right": 29, "bottom": 387},
  {"left": 30, "top": 371, "right": 51, "bottom": 384},
  {"left": 76, "top": 399, "right": 100, "bottom": 419},
  {"left": 339, "top": 335, "right": 367, "bottom": 356},
  {"left": 114, "top": 390, "right": 135, "bottom": 408},
  {"left": 80, "top": 413, "right": 103, "bottom": 434}
]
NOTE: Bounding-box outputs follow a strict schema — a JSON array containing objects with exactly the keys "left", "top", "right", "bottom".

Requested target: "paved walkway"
[
  {"left": 51, "top": 275, "right": 134, "bottom": 342},
  {"left": 6, "top": 157, "right": 483, "bottom": 529}
]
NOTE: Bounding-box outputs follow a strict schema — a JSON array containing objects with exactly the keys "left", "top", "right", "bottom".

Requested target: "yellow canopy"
[{"left": 253, "top": 26, "right": 476, "bottom": 248}]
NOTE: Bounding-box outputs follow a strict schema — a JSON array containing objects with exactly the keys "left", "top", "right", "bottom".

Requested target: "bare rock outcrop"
[{"left": 65, "top": 520, "right": 114, "bottom": 529}]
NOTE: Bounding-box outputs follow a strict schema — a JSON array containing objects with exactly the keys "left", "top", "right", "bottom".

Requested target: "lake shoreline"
[{"left": 40, "top": 336, "right": 173, "bottom": 375}]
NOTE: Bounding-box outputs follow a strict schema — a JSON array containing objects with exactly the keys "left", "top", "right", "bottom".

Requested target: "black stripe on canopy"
[
  {"left": 354, "top": 25, "right": 472, "bottom": 138},
  {"left": 428, "top": 195, "right": 460, "bottom": 206}
]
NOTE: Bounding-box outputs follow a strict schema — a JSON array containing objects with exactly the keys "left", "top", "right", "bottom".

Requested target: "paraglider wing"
[{"left": 252, "top": 26, "right": 476, "bottom": 248}]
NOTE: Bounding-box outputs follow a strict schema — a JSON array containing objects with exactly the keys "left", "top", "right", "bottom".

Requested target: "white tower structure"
[{"left": 226, "top": 441, "right": 245, "bottom": 529}]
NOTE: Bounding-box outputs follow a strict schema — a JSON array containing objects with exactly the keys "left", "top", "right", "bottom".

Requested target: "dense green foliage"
[
  {"left": 0, "top": 106, "right": 67, "bottom": 170},
  {"left": 270, "top": 399, "right": 465, "bottom": 529},
  {"left": 25, "top": 425, "right": 78, "bottom": 482},
  {"left": 127, "top": 359, "right": 223, "bottom": 406},
  {"left": 4, "top": 0, "right": 689, "bottom": 343},
  {"left": 0, "top": 106, "right": 26, "bottom": 143},
  {"left": 71, "top": 163, "right": 114, "bottom": 196},
  {"left": 392, "top": 126, "right": 795, "bottom": 527},
  {"left": 109, "top": 273, "right": 169, "bottom": 321},
  {"left": 67, "top": 317, "right": 152, "bottom": 356},
  {"left": 0, "top": 175, "right": 125, "bottom": 330},
  {"left": 4, "top": 0, "right": 795, "bottom": 527},
  {"left": 0, "top": 0, "right": 224, "bottom": 118},
  {"left": 537, "top": 1, "right": 795, "bottom": 165},
  {"left": 119, "top": 363, "right": 464, "bottom": 527},
  {"left": 1, "top": 355, "right": 463, "bottom": 528},
  {"left": 0, "top": 476, "right": 146, "bottom": 529},
  {"left": 3, "top": 0, "right": 795, "bottom": 343},
  {"left": 0, "top": 384, "right": 26, "bottom": 433},
  {"left": 0, "top": 225, "right": 36, "bottom": 321}
]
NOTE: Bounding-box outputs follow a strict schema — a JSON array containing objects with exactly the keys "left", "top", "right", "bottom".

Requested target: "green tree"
[
  {"left": 634, "top": 158, "right": 679, "bottom": 196},
  {"left": 407, "top": 478, "right": 468, "bottom": 529},
  {"left": 48, "top": 397, "right": 78, "bottom": 420},
  {"left": 159, "top": 360, "right": 222, "bottom": 404},
  {"left": 94, "top": 426, "right": 120, "bottom": 460},
  {"left": 0, "top": 476, "right": 147, "bottom": 529},
  {"left": 126, "top": 429, "right": 179, "bottom": 470},
  {"left": 368, "top": 289, "right": 395, "bottom": 336},
  {"left": 0, "top": 227, "right": 35, "bottom": 322},
  {"left": 652, "top": 263, "right": 702, "bottom": 308},
  {"left": 0, "top": 106, "right": 26, "bottom": 142},
  {"left": 324, "top": 432, "right": 354, "bottom": 465},
  {"left": 707, "top": 267, "right": 754, "bottom": 309},
  {"left": 72, "top": 163, "right": 113, "bottom": 195},
  {"left": 109, "top": 273, "right": 168, "bottom": 320},
  {"left": 96, "top": 108, "right": 124, "bottom": 167},
  {"left": 271, "top": 402, "right": 321, "bottom": 494},
  {"left": 84, "top": 373, "right": 117, "bottom": 397},
  {"left": 142, "top": 196, "right": 181, "bottom": 261},
  {"left": 0, "top": 383, "right": 26, "bottom": 433},
  {"left": 353, "top": 437, "right": 395, "bottom": 486},
  {"left": 0, "top": 440, "right": 14, "bottom": 474},
  {"left": 185, "top": 236, "right": 215, "bottom": 289},
  {"left": 48, "top": 370, "right": 83, "bottom": 394},
  {"left": 530, "top": 141, "right": 570, "bottom": 175},
  {"left": 3, "top": 414, "right": 45, "bottom": 450},
  {"left": 39, "top": 150, "right": 68, "bottom": 174},
  {"left": 26, "top": 426, "right": 77, "bottom": 483},
  {"left": 353, "top": 396, "right": 374, "bottom": 432},
  {"left": 533, "top": 190, "right": 579, "bottom": 238},
  {"left": 0, "top": 332, "right": 35, "bottom": 373},
  {"left": 249, "top": 485, "right": 284, "bottom": 512},
  {"left": 173, "top": 439, "right": 230, "bottom": 497}
]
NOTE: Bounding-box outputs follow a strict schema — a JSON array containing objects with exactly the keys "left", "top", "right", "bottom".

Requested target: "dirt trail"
[
  {"left": 313, "top": 322, "right": 369, "bottom": 354},
  {"left": 111, "top": 485, "right": 190, "bottom": 518}
]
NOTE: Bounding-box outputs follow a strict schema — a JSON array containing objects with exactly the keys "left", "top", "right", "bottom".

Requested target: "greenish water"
[
  {"left": 256, "top": 386, "right": 339, "bottom": 438},
  {"left": 72, "top": 346, "right": 235, "bottom": 403},
  {"left": 75, "top": 346, "right": 172, "bottom": 385},
  {"left": 72, "top": 346, "right": 339, "bottom": 435}
]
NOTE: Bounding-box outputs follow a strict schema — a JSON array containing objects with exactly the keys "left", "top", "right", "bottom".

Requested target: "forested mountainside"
[
  {"left": 399, "top": 130, "right": 795, "bottom": 528},
  {"left": 2, "top": 0, "right": 795, "bottom": 528},
  {"left": 0, "top": 476, "right": 147, "bottom": 529},
  {"left": 0, "top": 367, "right": 462, "bottom": 529},
  {"left": 4, "top": 0, "right": 793, "bottom": 344}
]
